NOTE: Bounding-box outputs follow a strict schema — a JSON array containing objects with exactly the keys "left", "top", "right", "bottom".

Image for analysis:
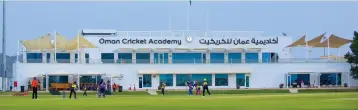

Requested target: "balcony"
[{"left": 20, "top": 58, "right": 347, "bottom": 64}]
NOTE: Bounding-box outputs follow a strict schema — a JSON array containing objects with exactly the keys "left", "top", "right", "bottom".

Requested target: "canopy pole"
[
  {"left": 305, "top": 33, "right": 309, "bottom": 60},
  {"left": 327, "top": 35, "right": 330, "bottom": 57},
  {"left": 77, "top": 30, "right": 80, "bottom": 64},
  {"left": 16, "top": 40, "right": 19, "bottom": 63},
  {"left": 338, "top": 48, "right": 341, "bottom": 62},
  {"left": 54, "top": 30, "right": 57, "bottom": 63}
]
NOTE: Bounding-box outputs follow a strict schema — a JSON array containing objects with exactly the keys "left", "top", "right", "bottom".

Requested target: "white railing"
[{"left": 20, "top": 58, "right": 347, "bottom": 64}]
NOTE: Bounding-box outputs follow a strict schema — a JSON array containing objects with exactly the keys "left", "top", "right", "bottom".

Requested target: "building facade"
[{"left": 13, "top": 30, "right": 358, "bottom": 91}]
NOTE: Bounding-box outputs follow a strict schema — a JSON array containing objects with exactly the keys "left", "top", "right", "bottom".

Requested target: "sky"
[{"left": 0, "top": 1, "right": 357, "bottom": 58}]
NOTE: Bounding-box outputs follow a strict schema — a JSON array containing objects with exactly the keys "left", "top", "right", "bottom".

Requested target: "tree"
[{"left": 344, "top": 31, "right": 358, "bottom": 79}]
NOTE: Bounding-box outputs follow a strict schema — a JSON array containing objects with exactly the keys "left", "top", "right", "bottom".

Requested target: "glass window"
[
  {"left": 118, "top": 53, "right": 132, "bottom": 64},
  {"left": 262, "top": 53, "right": 271, "bottom": 63},
  {"left": 245, "top": 53, "right": 258, "bottom": 63},
  {"left": 290, "top": 74, "right": 310, "bottom": 85},
  {"left": 215, "top": 74, "right": 228, "bottom": 86},
  {"left": 176, "top": 74, "right": 191, "bottom": 86},
  {"left": 160, "top": 74, "right": 173, "bottom": 86},
  {"left": 56, "top": 53, "right": 70, "bottom": 63},
  {"left": 172, "top": 53, "right": 202, "bottom": 64},
  {"left": 236, "top": 74, "right": 245, "bottom": 86},
  {"left": 154, "top": 53, "right": 168, "bottom": 64},
  {"left": 101, "top": 53, "right": 114, "bottom": 63},
  {"left": 136, "top": 53, "right": 150, "bottom": 64},
  {"left": 49, "top": 76, "right": 68, "bottom": 87},
  {"left": 27, "top": 53, "right": 43, "bottom": 63},
  {"left": 192, "top": 74, "right": 212, "bottom": 86},
  {"left": 143, "top": 74, "right": 152, "bottom": 87},
  {"left": 320, "top": 73, "right": 341, "bottom": 85},
  {"left": 210, "top": 53, "right": 225, "bottom": 63},
  {"left": 228, "top": 53, "right": 241, "bottom": 63},
  {"left": 46, "top": 53, "right": 51, "bottom": 63}
]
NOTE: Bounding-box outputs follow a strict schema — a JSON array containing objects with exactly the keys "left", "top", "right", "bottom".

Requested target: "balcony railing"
[{"left": 20, "top": 58, "right": 347, "bottom": 64}]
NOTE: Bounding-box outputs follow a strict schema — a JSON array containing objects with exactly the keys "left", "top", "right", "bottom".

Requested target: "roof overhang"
[{"left": 137, "top": 68, "right": 252, "bottom": 74}]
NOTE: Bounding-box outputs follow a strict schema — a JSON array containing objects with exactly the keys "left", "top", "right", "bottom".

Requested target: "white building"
[{"left": 13, "top": 30, "right": 358, "bottom": 91}]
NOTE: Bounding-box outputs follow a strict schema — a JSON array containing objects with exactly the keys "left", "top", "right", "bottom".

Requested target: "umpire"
[
  {"left": 31, "top": 77, "right": 39, "bottom": 100},
  {"left": 69, "top": 82, "right": 78, "bottom": 99}
]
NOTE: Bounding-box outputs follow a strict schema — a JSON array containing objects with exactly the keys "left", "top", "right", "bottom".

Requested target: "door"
[
  {"left": 139, "top": 77, "right": 143, "bottom": 88},
  {"left": 245, "top": 76, "right": 250, "bottom": 87}
]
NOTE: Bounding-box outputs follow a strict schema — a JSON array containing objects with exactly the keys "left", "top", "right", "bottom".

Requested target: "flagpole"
[
  {"left": 2, "top": 0, "right": 7, "bottom": 91},
  {"left": 327, "top": 35, "right": 330, "bottom": 57}
]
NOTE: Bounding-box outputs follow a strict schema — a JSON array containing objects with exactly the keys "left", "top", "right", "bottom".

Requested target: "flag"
[{"left": 189, "top": 0, "right": 191, "bottom": 6}]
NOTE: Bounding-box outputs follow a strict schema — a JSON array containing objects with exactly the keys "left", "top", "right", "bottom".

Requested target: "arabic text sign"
[{"left": 199, "top": 37, "right": 279, "bottom": 45}]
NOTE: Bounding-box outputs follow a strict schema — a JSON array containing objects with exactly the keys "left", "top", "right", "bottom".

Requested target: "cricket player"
[
  {"left": 83, "top": 85, "right": 87, "bottom": 96},
  {"left": 187, "top": 81, "right": 193, "bottom": 96},
  {"left": 69, "top": 82, "right": 77, "bottom": 99},
  {"left": 160, "top": 82, "right": 165, "bottom": 95},
  {"left": 31, "top": 77, "right": 39, "bottom": 100},
  {"left": 98, "top": 82, "right": 106, "bottom": 98},
  {"left": 202, "top": 79, "right": 211, "bottom": 97},
  {"left": 195, "top": 81, "right": 201, "bottom": 96}
]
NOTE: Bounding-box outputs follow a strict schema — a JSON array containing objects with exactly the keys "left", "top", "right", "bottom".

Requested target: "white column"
[
  {"left": 224, "top": 51, "right": 228, "bottom": 64},
  {"left": 80, "top": 51, "right": 86, "bottom": 64},
  {"left": 114, "top": 52, "right": 118, "bottom": 63},
  {"left": 241, "top": 50, "right": 246, "bottom": 63},
  {"left": 132, "top": 50, "right": 136, "bottom": 64},
  {"left": 70, "top": 52, "right": 75, "bottom": 63},
  {"left": 173, "top": 74, "right": 176, "bottom": 88},
  {"left": 110, "top": 77, "right": 113, "bottom": 92},
  {"left": 23, "top": 51, "right": 27, "bottom": 63},
  {"left": 318, "top": 73, "right": 321, "bottom": 88},
  {"left": 168, "top": 50, "right": 173, "bottom": 64},
  {"left": 212, "top": 73, "right": 215, "bottom": 87},
  {"left": 347, "top": 72, "right": 350, "bottom": 87},
  {"left": 77, "top": 73, "right": 80, "bottom": 90},
  {"left": 286, "top": 74, "right": 289, "bottom": 88},
  {"left": 150, "top": 50, "right": 154, "bottom": 64},
  {"left": 50, "top": 51, "right": 55, "bottom": 63},
  {"left": 46, "top": 74, "right": 49, "bottom": 91},
  {"left": 258, "top": 49, "right": 262, "bottom": 63},
  {"left": 206, "top": 50, "right": 210, "bottom": 64},
  {"left": 42, "top": 52, "right": 46, "bottom": 63}
]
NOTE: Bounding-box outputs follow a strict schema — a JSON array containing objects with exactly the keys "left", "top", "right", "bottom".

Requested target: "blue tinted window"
[
  {"left": 228, "top": 53, "right": 241, "bottom": 63},
  {"left": 245, "top": 53, "right": 258, "bottom": 63},
  {"left": 289, "top": 74, "right": 310, "bottom": 85},
  {"left": 101, "top": 53, "right": 114, "bottom": 63},
  {"left": 320, "top": 73, "right": 341, "bottom": 85},
  {"left": 154, "top": 53, "right": 168, "bottom": 64},
  {"left": 192, "top": 74, "right": 212, "bottom": 86},
  {"left": 118, "top": 53, "right": 132, "bottom": 64},
  {"left": 262, "top": 53, "right": 271, "bottom": 63},
  {"left": 160, "top": 74, "right": 173, "bottom": 86},
  {"left": 56, "top": 53, "right": 70, "bottom": 63},
  {"left": 236, "top": 74, "right": 245, "bottom": 86},
  {"left": 136, "top": 53, "right": 150, "bottom": 64},
  {"left": 49, "top": 76, "right": 68, "bottom": 87},
  {"left": 176, "top": 74, "right": 191, "bottom": 86},
  {"left": 210, "top": 53, "right": 225, "bottom": 63},
  {"left": 85, "top": 53, "right": 90, "bottom": 63},
  {"left": 27, "top": 53, "right": 42, "bottom": 63},
  {"left": 215, "top": 74, "right": 228, "bottom": 86},
  {"left": 172, "top": 53, "right": 202, "bottom": 63},
  {"left": 143, "top": 74, "right": 152, "bottom": 87},
  {"left": 46, "top": 53, "right": 51, "bottom": 63}
]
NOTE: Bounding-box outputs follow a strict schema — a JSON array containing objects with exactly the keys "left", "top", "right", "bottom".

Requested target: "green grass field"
[{"left": 0, "top": 92, "right": 357, "bottom": 110}]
